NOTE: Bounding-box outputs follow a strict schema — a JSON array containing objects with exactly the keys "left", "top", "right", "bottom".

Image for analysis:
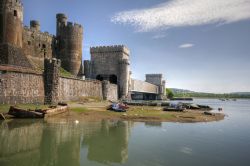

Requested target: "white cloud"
[
  {"left": 111, "top": 0, "right": 250, "bottom": 32},
  {"left": 180, "top": 147, "right": 193, "bottom": 155},
  {"left": 152, "top": 33, "right": 167, "bottom": 39},
  {"left": 179, "top": 43, "right": 194, "bottom": 48}
]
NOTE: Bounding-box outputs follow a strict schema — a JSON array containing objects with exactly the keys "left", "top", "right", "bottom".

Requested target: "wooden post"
[{"left": 0, "top": 113, "right": 6, "bottom": 120}]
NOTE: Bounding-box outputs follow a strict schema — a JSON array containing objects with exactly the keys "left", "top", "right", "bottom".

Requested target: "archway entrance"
[
  {"left": 96, "top": 74, "right": 118, "bottom": 84},
  {"left": 96, "top": 75, "right": 104, "bottom": 81}
]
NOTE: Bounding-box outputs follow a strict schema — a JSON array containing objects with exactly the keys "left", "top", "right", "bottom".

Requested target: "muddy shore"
[
  {"left": 0, "top": 101, "right": 225, "bottom": 123},
  {"left": 58, "top": 101, "right": 225, "bottom": 123}
]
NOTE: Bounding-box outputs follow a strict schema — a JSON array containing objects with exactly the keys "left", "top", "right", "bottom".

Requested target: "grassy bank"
[
  {"left": 68, "top": 102, "right": 225, "bottom": 123},
  {"left": 0, "top": 102, "right": 225, "bottom": 123}
]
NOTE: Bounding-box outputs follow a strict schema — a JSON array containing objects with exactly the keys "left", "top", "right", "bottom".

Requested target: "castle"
[{"left": 0, "top": 0, "right": 166, "bottom": 104}]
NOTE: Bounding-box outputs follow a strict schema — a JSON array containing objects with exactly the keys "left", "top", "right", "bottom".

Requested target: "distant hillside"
[
  {"left": 170, "top": 88, "right": 195, "bottom": 94},
  {"left": 230, "top": 92, "right": 250, "bottom": 95},
  {"left": 169, "top": 88, "right": 250, "bottom": 99}
]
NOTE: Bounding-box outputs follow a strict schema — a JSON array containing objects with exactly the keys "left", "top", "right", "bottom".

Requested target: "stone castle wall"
[
  {"left": 0, "top": 71, "right": 45, "bottom": 104},
  {"left": 22, "top": 26, "right": 54, "bottom": 69},
  {"left": 0, "top": 43, "right": 33, "bottom": 68},
  {"left": 58, "top": 77, "right": 103, "bottom": 102},
  {"left": 0, "top": 64, "right": 119, "bottom": 104},
  {"left": 102, "top": 80, "right": 118, "bottom": 101},
  {"left": 87, "top": 45, "right": 130, "bottom": 98}
]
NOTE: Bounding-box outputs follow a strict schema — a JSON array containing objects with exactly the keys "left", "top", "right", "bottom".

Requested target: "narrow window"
[
  {"left": 42, "top": 44, "right": 46, "bottom": 49},
  {"left": 14, "top": 10, "right": 17, "bottom": 17},
  {"left": 28, "top": 41, "right": 31, "bottom": 45}
]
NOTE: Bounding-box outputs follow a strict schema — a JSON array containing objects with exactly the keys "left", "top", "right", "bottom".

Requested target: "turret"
[
  {"left": 30, "top": 20, "right": 40, "bottom": 31},
  {"left": 56, "top": 13, "right": 83, "bottom": 76},
  {"left": 56, "top": 13, "right": 67, "bottom": 37},
  {"left": 119, "top": 58, "right": 130, "bottom": 98},
  {"left": 0, "top": 0, "right": 23, "bottom": 47},
  {"left": 146, "top": 74, "right": 166, "bottom": 99}
]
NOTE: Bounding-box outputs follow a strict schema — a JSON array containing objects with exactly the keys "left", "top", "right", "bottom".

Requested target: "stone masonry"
[
  {"left": 85, "top": 45, "right": 130, "bottom": 99},
  {"left": 0, "top": 0, "right": 83, "bottom": 76},
  {"left": 0, "top": 0, "right": 166, "bottom": 104}
]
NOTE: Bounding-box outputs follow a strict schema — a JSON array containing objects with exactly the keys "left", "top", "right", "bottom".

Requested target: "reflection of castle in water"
[
  {"left": 83, "top": 120, "right": 130, "bottom": 164},
  {"left": 0, "top": 119, "right": 133, "bottom": 166}
]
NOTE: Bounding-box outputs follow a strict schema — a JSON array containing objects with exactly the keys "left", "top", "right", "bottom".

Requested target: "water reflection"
[
  {"left": 0, "top": 119, "right": 132, "bottom": 166},
  {"left": 145, "top": 121, "right": 162, "bottom": 127},
  {"left": 83, "top": 120, "right": 131, "bottom": 164}
]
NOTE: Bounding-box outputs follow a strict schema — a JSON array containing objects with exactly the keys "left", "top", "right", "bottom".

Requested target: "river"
[{"left": 0, "top": 99, "right": 250, "bottom": 166}]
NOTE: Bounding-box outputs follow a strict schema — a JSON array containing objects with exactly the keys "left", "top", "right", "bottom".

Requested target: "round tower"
[
  {"left": 30, "top": 20, "right": 40, "bottom": 31},
  {"left": 56, "top": 13, "right": 83, "bottom": 76},
  {"left": 0, "top": 0, "right": 23, "bottom": 47},
  {"left": 56, "top": 13, "right": 67, "bottom": 37},
  {"left": 119, "top": 58, "right": 130, "bottom": 98}
]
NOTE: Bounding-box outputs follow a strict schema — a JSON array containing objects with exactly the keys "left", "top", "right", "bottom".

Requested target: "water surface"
[{"left": 1, "top": 99, "right": 250, "bottom": 166}]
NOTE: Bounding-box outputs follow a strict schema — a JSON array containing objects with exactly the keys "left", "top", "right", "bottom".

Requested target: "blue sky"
[{"left": 22, "top": 0, "right": 250, "bottom": 93}]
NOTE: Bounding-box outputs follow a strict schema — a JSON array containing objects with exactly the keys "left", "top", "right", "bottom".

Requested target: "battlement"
[
  {"left": 90, "top": 45, "right": 130, "bottom": 55},
  {"left": 56, "top": 13, "right": 67, "bottom": 20},
  {"left": 146, "top": 74, "right": 163, "bottom": 78},
  {"left": 67, "top": 22, "right": 82, "bottom": 28},
  {"left": 44, "top": 58, "right": 61, "bottom": 67},
  {"left": 66, "top": 22, "right": 83, "bottom": 33},
  {"left": 30, "top": 20, "right": 40, "bottom": 31},
  {"left": 23, "top": 26, "right": 53, "bottom": 38}
]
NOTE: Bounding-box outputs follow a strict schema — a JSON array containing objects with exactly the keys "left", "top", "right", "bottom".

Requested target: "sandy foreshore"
[
  {"left": 0, "top": 101, "right": 225, "bottom": 123},
  {"left": 54, "top": 101, "right": 225, "bottom": 123}
]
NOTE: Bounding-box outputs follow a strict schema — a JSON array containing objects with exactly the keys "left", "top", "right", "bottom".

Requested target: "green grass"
[
  {"left": 70, "top": 107, "right": 90, "bottom": 113},
  {"left": 127, "top": 107, "right": 174, "bottom": 119},
  {"left": 59, "top": 67, "right": 74, "bottom": 77},
  {"left": 0, "top": 105, "right": 11, "bottom": 113},
  {"left": 78, "top": 96, "right": 103, "bottom": 102}
]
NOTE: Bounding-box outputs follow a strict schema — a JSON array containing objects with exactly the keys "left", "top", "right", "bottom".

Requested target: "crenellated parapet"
[
  {"left": 88, "top": 44, "right": 131, "bottom": 98},
  {"left": 90, "top": 45, "right": 130, "bottom": 56}
]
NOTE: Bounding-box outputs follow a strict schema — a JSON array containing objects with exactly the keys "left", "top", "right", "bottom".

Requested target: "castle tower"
[
  {"left": 146, "top": 74, "right": 166, "bottom": 99},
  {"left": 56, "top": 13, "right": 83, "bottom": 76},
  {"left": 88, "top": 45, "right": 130, "bottom": 98},
  {"left": 0, "top": 0, "right": 23, "bottom": 47},
  {"left": 119, "top": 59, "right": 130, "bottom": 99},
  {"left": 30, "top": 20, "right": 40, "bottom": 31}
]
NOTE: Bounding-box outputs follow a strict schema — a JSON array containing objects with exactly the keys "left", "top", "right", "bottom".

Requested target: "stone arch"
[
  {"left": 96, "top": 74, "right": 118, "bottom": 84},
  {"left": 96, "top": 75, "right": 104, "bottom": 81},
  {"left": 109, "top": 75, "right": 117, "bottom": 84}
]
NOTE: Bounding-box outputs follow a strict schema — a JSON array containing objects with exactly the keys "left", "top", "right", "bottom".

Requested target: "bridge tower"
[{"left": 86, "top": 45, "right": 131, "bottom": 99}]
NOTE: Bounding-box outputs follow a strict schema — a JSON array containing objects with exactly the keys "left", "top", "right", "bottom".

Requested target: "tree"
[{"left": 166, "top": 88, "right": 174, "bottom": 99}]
